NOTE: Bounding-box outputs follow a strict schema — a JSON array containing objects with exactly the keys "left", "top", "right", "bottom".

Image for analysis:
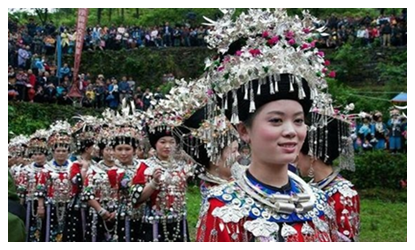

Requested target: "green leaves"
[
  {"left": 341, "top": 151, "right": 407, "bottom": 190},
  {"left": 8, "top": 102, "right": 103, "bottom": 141}
]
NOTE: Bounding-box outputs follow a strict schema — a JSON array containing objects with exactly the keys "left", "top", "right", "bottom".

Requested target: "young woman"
[
  {"left": 43, "top": 121, "right": 73, "bottom": 242},
  {"left": 110, "top": 126, "right": 143, "bottom": 242},
  {"left": 61, "top": 117, "right": 99, "bottom": 242},
  {"left": 8, "top": 135, "right": 29, "bottom": 197},
  {"left": 132, "top": 126, "right": 195, "bottom": 242},
  {"left": 22, "top": 130, "right": 50, "bottom": 242},
  {"left": 296, "top": 110, "right": 360, "bottom": 242},
  {"left": 83, "top": 126, "right": 118, "bottom": 242},
  {"left": 196, "top": 9, "right": 336, "bottom": 242},
  {"left": 181, "top": 111, "right": 242, "bottom": 238},
  {"left": 181, "top": 110, "right": 241, "bottom": 193}
]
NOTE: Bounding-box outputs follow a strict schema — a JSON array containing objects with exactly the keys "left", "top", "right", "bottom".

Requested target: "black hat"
[
  {"left": 147, "top": 127, "right": 180, "bottom": 149},
  {"left": 223, "top": 74, "right": 312, "bottom": 123}
]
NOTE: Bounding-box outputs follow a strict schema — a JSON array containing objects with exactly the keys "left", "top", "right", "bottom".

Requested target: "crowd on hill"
[{"left": 8, "top": 9, "right": 407, "bottom": 155}]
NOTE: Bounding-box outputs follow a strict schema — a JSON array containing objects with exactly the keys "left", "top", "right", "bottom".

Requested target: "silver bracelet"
[{"left": 98, "top": 208, "right": 107, "bottom": 217}]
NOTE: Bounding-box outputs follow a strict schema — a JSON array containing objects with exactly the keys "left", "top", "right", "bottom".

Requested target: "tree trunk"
[
  {"left": 97, "top": 8, "right": 103, "bottom": 24},
  {"left": 35, "top": 8, "right": 49, "bottom": 26},
  {"left": 121, "top": 8, "right": 124, "bottom": 21},
  {"left": 135, "top": 8, "right": 140, "bottom": 18},
  {"left": 108, "top": 8, "right": 112, "bottom": 22}
]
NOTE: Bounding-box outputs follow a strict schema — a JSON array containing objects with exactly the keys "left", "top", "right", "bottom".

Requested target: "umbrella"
[{"left": 391, "top": 92, "right": 407, "bottom": 103}]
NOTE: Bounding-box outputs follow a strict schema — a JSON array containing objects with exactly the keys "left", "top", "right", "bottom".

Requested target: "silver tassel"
[
  {"left": 257, "top": 78, "right": 262, "bottom": 95},
  {"left": 244, "top": 82, "right": 249, "bottom": 100},
  {"left": 269, "top": 75, "right": 275, "bottom": 94},
  {"left": 231, "top": 90, "right": 239, "bottom": 124},
  {"left": 274, "top": 74, "right": 280, "bottom": 92},
  {"left": 224, "top": 95, "right": 228, "bottom": 110},
  {"left": 249, "top": 81, "right": 256, "bottom": 113},
  {"left": 230, "top": 113, "right": 239, "bottom": 125},
  {"left": 289, "top": 75, "right": 294, "bottom": 92},
  {"left": 249, "top": 100, "right": 256, "bottom": 113},
  {"left": 298, "top": 86, "right": 306, "bottom": 99}
]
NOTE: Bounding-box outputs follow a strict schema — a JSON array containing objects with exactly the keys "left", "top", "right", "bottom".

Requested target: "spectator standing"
[
  {"left": 142, "top": 88, "right": 152, "bottom": 111},
  {"left": 15, "top": 69, "right": 28, "bottom": 101},
  {"left": 162, "top": 22, "right": 173, "bottom": 47},
  {"left": 127, "top": 76, "right": 136, "bottom": 92},
  {"left": 371, "top": 111, "right": 387, "bottom": 150},
  {"left": 118, "top": 76, "right": 131, "bottom": 101},
  {"left": 59, "top": 63, "right": 71, "bottom": 81},
  {"left": 381, "top": 21, "right": 392, "bottom": 47},
  {"left": 17, "top": 46, "right": 30, "bottom": 69},
  {"left": 43, "top": 34, "right": 56, "bottom": 55},
  {"left": 388, "top": 109, "right": 402, "bottom": 153}
]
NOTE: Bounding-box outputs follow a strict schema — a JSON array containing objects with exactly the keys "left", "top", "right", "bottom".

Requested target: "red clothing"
[
  {"left": 196, "top": 177, "right": 335, "bottom": 242},
  {"left": 28, "top": 74, "right": 36, "bottom": 88},
  {"left": 132, "top": 161, "right": 188, "bottom": 210},
  {"left": 323, "top": 176, "right": 360, "bottom": 241},
  {"left": 70, "top": 162, "right": 82, "bottom": 194}
]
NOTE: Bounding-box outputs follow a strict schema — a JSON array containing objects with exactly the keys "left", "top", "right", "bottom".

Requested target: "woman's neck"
[
  {"left": 312, "top": 159, "right": 334, "bottom": 183},
  {"left": 35, "top": 161, "right": 46, "bottom": 166},
  {"left": 54, "top": 159, "right": 67, "bottom": 166},
  {"left": 156, "top": 155, "right": 169, "bottom": 162},
  {"left": 248, "top": 155, "right": 289, "bottom": 188},
  {"left": 103, "top": 159, "right": 114, "bottom": 167},
  {"left": 120, "top": 161, "right": 133, "bottom": 167}
]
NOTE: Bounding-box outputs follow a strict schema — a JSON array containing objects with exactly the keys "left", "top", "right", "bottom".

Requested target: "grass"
[
  {"left": 359, "top": 199, "right": 407, "bottom": 242},
  {"left": 185, "top": 185, "right": 407, "bottom": 242},
  {"left": 186, "top": 185, "right": 202, "bottom": 241}
]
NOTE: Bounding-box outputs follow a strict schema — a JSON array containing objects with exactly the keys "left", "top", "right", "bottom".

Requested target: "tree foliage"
[
  {"left": 8, "top": 102, "right": 103, "bottom": 140},
  {"left": 9, "top": 8, "right": 404, "bottom": 29}
]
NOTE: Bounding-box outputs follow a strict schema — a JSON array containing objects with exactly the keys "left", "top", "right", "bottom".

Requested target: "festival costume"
[
  {"left": 371, "top": 112, "right": 387, "bottom": 150},
  {"left": 9, "top": 135, "right": 30, "bottom": 201},
  {"left": 133, "top": 156, "right": 194, "bottom": 242},
  {"left": 192, "top": 8, "right": 337, "bottom": 242},
  {"left": 303, "top": 105, "right": 360, "bottom": 241},
  {"left": 311, "top": 172, "right": 360, "bottom": 241},
  {"left": 131, "top": 89, "right": 205, "bottom": 242},
  {"left": 56, "top": 117, "right": 99, "bottom": 242},
  {"left": 388, "top": 110, "right": 403, "bottom": 151},
  {"left": 196, "top": 168, "right": 334, "bottom": 242},
  {"left": 24, "top": 129, "right": 51, "bottom": 242},
  {"left": 100, "top": 105, "right": 144, "bottom": 241}
]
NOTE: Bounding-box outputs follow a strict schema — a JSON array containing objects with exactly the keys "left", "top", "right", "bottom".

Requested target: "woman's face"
[
  {"left": 239, "top": 100, "right": 307, "bottom": 166},
  {"left": 221, "top": 140, "right": 240, "bottom": 167},
  {"left": 33, "top": 153, "right": 46, "bottom": 165},
  {"left": 53, "top": 147, "right": 69, "bottom": 163},
  {"left": 155, "top": 136, "right": 176, "bottom": 161},
  {"left": 114, "top": 144, "right": 134, "bottom": 165},
  {"left": 102, "top": 146, "right": 115, "bottom": 163},
  {"left": 296, "top": 152, "right": 312, "bottom": 177},
  {"left": 136, "top": 147, "right": 145, "bottom": 159}
]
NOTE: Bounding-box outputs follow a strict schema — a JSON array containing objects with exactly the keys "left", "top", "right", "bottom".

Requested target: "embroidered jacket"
[
  {"left": 196, "top": 170, "right": 336, "bottom": 242},
  {"left": 319, "top": 175, "right": 360, "bottom": 241}
]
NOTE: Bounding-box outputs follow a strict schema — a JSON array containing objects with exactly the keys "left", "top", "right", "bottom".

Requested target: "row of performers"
[
  {"left": 9, "top": 8, "right": 362, "bottom": 242},
  {"left": 10, "top": 116, "right": 198, "bottom": 242},
  {"left": 9, "top": 94, "right": 360, "bottom": 242}
]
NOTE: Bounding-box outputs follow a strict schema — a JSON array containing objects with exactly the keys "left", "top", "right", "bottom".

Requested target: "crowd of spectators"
[
  {"left": 8, "top": 9, "right": 407, "bottom": 130},
  {"left": 8, "top": 18, "right": 211, "bottom": 60},
  {"left": 314, "top": 10, "right": 407, "bottom": 48},
  {"left": 8, "top": 10, "right": 407, "bottom": 61},
  {"left": 352, "top": 109, "right": 407, "bottom": 154},
  {"left": 8, "top": 62, "right": 173, "bottom": 111}
]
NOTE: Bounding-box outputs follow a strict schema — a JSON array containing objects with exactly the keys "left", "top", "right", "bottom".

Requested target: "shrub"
[{"left": 341, "top": 151, "right": 407, "bottom": 190}]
